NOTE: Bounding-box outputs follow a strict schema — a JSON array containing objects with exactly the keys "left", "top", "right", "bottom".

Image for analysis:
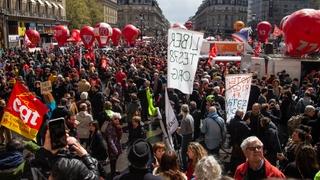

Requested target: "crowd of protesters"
[{"left": 0, "top": 36, "right": 320, "bottom": 180}]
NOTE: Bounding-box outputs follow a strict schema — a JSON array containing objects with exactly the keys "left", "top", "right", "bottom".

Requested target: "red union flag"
[{"left": 1, "top": 82, "right": 48, "bottom": 140}]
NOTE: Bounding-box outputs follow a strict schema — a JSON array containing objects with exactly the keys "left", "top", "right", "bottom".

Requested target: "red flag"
[
  {"left": 254, "top": 42, "right": 262, "bottom": 57},
  {"left": 207, "top": 43, "right": 218, "bottom": 66},
  {"left": 24, "top": 33, "right": 31, "bottom": 47},
  {"left": 1, "top": 82, "right": 48, "bottom": 140},
  {"left": 273, "top": 25, "right": 283, "bottom": 37}
]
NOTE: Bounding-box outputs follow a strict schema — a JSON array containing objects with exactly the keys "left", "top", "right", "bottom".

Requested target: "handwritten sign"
[
  {"left": 167, "top": 28, "right": 203, "bottom": 94},
  {"left": 40, "top": 81, "right": 52, "bottom": 94},
  {"left": 225, "top": 74, "right": 252, "bottom": 122}
]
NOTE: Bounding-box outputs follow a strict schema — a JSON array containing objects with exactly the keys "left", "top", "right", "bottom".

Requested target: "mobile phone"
[{"left": 49, "top": 117, "right": 67, "bottom": 150}]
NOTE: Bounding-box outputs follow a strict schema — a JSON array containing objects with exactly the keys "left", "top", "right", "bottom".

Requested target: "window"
[
  {"left": 6, "top": 0, "right": 11, "bottom": 9},
  {"left": 28, "top": 1, "right": 32, "bottom": 14},
  {"left": 17, "top": 0, "right": 22, "bottom": 11},
  {"left": 37, "top": 3, "right": 40, "bottom": 14}
]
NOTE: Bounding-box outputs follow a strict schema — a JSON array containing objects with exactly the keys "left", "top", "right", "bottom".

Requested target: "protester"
[
  {"left": 128, "top": 116, "right": 146, "bottom": 146},
  {"left": 234, "top": 136, "right": 285, "bottom": 179},
  {"left": 152, "top": 142, "right": 166, "bottom": 170},
  {"left": 186, "top": 142, "right": 208, "bottom": 180},
  {"left": 114, "top": 139, "right": 162, "bottom": 180},
  {"left": 177, "top": 104, "right": 194, "bottom": 171},
  {"left": 194, "top": 156, "right": 222, "bottom": 180},
  {"left": 76, "top": 103, "right": 93, "bottom": 146},
  {"left": 201, "top": 106, "right": 226, "bottom": 156},
  {"left": 105, "top": 112, "right": 123, "bottom": 178},
  {"left": 154, "top": 150, "right": 187, "bottom": 180}
]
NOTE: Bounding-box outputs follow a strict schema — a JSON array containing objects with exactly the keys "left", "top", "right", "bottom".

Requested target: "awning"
[
  {"left": 36, "top": 0, "right": 44, "bottom": 5},
  {"left": 57, "top": 3, "right": 64, "bottom": 9},
  {"left": 51, "top": 2, "right": 58, "bottom": 9},
  {"left": 44, "top": 0, "right": 52, "bottom": 7}
]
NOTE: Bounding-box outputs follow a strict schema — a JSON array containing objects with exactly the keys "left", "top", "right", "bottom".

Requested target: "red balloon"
[
  {"left": 71, "top": 29, "right": 81, "bottom": 42},
  {"left": 25, "top": 29, "right": 40, "bottom": 47},
  {"left": 171, "top": 23, "right": 187, "bottom": 30},
  {"left": 283, "top": 9, "right": 320, "bottom": 57},
  {"left": 184, "top": 21, "right": 193, "bottom": 30},
  {"left": 80, "top": 26, "right": 95, "bottom": 49},
  {"left": 279, "top": 15, "right": 290, "bottom": 30},
  {"left": 54, "top": 25, "right": 69, "bottom": 46},
  {"left": 94, "top": 22, "right": 112, "bottom": 47},
  {"left": 257, "top": 21, "right": 272, "bottom": 43},
  {"left": 111, "top": 28, "right": 122, "bottom": 46},
  {"left": 122, "top": 24, "right": 139, "bottom": 45}
]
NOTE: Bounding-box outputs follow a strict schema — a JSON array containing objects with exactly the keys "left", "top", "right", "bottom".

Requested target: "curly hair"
[
  {"left": 194, "top": 156, "right": 222, "bottom": 180},
  {"left": 188, "top": 142, "right": 207, "bottom": 168}
]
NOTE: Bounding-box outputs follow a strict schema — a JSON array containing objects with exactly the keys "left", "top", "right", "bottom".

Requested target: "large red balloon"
[
  {"left": 122, "top": 24, "right": 139, "bottom": 45},
  {"left": 283, "top": 9, "right": 320, "bottom": 57},
  {"left": 94, "top": 22, "right": 112, "bottom": 47},
  {"left": 80, "top": 26, "right": 95, "bottom": 49},
  {"left": 257, "top": 21, "right": 272, "bottom": 43},
  {"left": 279, "top": 15, "right": 290, "bottom": 30},
  {"left": 71, "top": 29, "right": 81, "bottom": 42},
  {"left": 171, "top": 23, "right": 187, "bottom": 30},
  {"left": 25, "top": 29, "right": 40, "bottom": 48},
  {"left": 184, "top": 21, "right": 193, "bottom": 30},
  {"left": 54, "top": 25, "right": 69, "bottom": 46},
  {"left": 111, "top": 28, "right": 121, "bottom": 46}
]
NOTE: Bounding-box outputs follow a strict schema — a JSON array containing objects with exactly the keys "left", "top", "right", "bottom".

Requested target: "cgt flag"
[{"left": 1, "top": 82, "right": 48, "bottom": 140}]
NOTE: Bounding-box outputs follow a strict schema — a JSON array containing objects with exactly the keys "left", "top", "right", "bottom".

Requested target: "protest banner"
[
  {"left": 165, "top": 88, "right": 179, "bottom": 135},
  {"left": 40, "top": 80, "right": 52, "bottom": 94},
  {"left": 225, "top": 73, "right": 252, "bottom": 122},
  {"left": 1, "top": 82, "right": 48, "bottom": 140},
  {"left": 167, "top": 28, "right": 203, "bottom": 94}
]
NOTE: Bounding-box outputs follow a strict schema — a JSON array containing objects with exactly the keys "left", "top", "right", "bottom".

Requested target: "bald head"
[{"left": 208, "top": 106, "right": 217, "bottom": 113}]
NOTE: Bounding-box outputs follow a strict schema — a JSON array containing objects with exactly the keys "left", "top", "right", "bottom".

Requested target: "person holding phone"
[{"left": 36, "top": 118, "right": 100, "bottom": 180}]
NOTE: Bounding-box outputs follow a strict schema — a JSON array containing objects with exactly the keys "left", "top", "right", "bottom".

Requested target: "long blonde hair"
[{"left": 188, "top": 142, "right": 207, "bottom": 168}]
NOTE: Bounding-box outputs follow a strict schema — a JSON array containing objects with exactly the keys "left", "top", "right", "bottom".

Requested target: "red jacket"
[{"left": 234, "top": 159, "right": 285, "bottom": 180}]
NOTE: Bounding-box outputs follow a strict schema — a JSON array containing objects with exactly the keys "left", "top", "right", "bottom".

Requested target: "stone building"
[
  {"left": 0, "top": 0, "right": 67, "bottom": 48},
  {"left": 118, "top": 0, "right": 169, "bottom": 37},
  {"left": 102, "top": 0, "right": 118, "bottom": 27},
  {"left": 191, "top": 0, "right": 248, "bottom": 37}
]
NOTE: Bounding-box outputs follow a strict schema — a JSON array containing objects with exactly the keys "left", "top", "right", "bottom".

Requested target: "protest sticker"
[
  {"left": 1, "top": 82, "right": 48, "bottom": 140},
  {"left": 167, "top": 28, "right": 203, "bottom": 94},
  {"left": 225, "top": 73, "right": 252, "bottom": 122},
  {"left": 40, "top": 80, "right": 52, "bottom": 94}
]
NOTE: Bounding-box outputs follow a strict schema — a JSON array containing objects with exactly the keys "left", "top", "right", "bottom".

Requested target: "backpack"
[{"left": 287, "top": 114, "right": 303, "bottom": 135}]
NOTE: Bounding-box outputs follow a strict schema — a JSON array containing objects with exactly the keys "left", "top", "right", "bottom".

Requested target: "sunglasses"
[{"left": 246, "top": 145, "right": 263, "bottom": 151}]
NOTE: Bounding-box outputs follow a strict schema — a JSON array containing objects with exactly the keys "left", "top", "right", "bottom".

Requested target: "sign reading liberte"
[
  {"left": 167, "top": 28, "right": 203, "bottom": 94},
  {"left": 225, "top": 73, "right": 252, "bottom": 122}
]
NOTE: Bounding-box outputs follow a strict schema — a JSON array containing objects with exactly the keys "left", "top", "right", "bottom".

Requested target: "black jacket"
[
  {"left": 114, "top": 166, "right": 162, "bottom": 180},
  {"left": 88, "top": 131, "right": 108, "bottom": 161},
  {"left": 35, "top": 148, "right": 100, "bottom": 180}
]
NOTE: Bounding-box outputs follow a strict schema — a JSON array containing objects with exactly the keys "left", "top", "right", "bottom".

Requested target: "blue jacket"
[{"left": 201, "top": 112, "right": 225, "bottom": 150}]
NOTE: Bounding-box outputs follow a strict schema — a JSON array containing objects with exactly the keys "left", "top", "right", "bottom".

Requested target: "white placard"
[
  {"left": 225, "top": 73, "right": 252, "bottom": 122},
  {"left": 167, "top": 28, "right": 203, "bottom": 94}
]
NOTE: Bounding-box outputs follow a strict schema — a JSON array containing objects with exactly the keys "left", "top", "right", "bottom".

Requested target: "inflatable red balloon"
[
  {"left": 71, "top": 29, "right": 81, "bottom": 42},
  {"left": 25, "top": 29, "right": 40, "bottom": 48},
  {"left": 54, "top": 25, "right": 69, "bottom": 46},
  {"left": 184, "top": 21, "right": 193, "bottom": 30},
  {"left": 94, "top": 22, "right": 112, "bottom": 47},
  {"left": 283, "top": 9, "right": 320, "bottom": 57},
  {"left": 171, "top": 23, "right": 187, "bottom": 30},
  {"left": 80, "top": 26, "right": 95, "bottom": 49},
  {"left": 279, "top": 15, "right": 290, "bottom": 30},
  {"left": 111, "top": 28, "right": 121, "bottom": 46},
  {"left": 257, "top": 21, "right": 272, "bottom": 43},
  {"left": 122, "top": 24, "right": 139, "bottom": 45}
]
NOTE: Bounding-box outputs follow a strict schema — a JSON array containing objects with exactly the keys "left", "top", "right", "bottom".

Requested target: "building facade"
[
  {"left": 191, "top": 0, "right": 248, "bottom": 37},
  {"left": 0, "top": 0, "right": 67, "bottom": 48},
  {"left": 102, "top": 0, "right": 118, "bottom": 27},
  {"left": 248, "top": 0, "right": 320, "bottom": 25},
  {"left": 118, "top": 0, "right": 169, "bottom": 37}
]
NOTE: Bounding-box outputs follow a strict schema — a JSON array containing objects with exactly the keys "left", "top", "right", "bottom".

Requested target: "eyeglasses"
[{"left": 246, "top": 145, "right": 263, "bottom": 151}]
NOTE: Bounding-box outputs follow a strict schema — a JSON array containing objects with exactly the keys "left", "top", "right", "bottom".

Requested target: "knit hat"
[
  {"left": 127, "top": 139, "right": 152, "bottom": 168},
  {"left": 80, "top": 92, "right": 88, "bottom": 100}
]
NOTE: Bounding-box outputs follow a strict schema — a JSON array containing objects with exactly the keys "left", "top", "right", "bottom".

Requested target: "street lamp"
[{"left": 139, "top": 13, "right": 144, "bottom": 41}]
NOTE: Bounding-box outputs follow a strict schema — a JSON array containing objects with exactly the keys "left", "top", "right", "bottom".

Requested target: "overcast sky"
[{"left": 157, "top": 0, "right": 203, "bottom": 24}]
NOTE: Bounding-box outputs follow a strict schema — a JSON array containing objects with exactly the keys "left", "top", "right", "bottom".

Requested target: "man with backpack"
[{"left": 201, "top": 106, "right": 226, "bottom": 156}]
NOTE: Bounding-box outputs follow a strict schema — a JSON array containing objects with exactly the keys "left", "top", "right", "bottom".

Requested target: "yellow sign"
[
  {"left": 40, "top": 81, "right": 52, "bottom": 94},
  {"left": 1, "top": 111, "right": 38, "bottom": 140},
  {"left": 18, "top": 21, "right": 26, "bottom": 36}
]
